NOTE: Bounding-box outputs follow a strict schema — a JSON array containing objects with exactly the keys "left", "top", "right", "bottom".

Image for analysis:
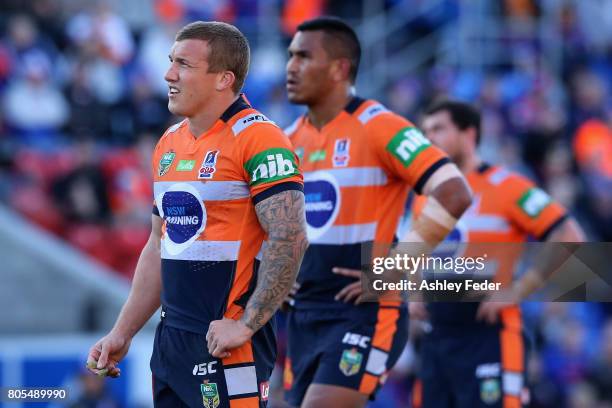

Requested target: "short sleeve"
[
  {"left": 505, "top": 175, "right": 567, "bottom": 240},
  {"left": 367, "top": 113, "right": 450, "bottom": 194},
  {"left": 239, "top": 124, "right": 303, "bottom": 205}
]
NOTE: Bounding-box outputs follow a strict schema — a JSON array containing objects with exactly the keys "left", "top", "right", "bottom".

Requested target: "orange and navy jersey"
[
  {"left": 152, "top": 95, "right": 303, "bottom": 333},
  {"left": 412, "top": 163, "right": 567, "bottom": 243},
  {"left": 411, "top": 163, "right": 568, "bottom": 325},
  {"left": 286, "top": 96, "right": 449, "bottom": 308}
]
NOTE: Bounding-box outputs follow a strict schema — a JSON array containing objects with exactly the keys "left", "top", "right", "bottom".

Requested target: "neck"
[
  {"left": 459, "top": 152, "right": 481, "bottom": 174},
  {"left": 307, "top": 85, "right": 353, "bottom": 130},
  {"left": 188, "top": 93, "right": 239, "bottom": 137}
]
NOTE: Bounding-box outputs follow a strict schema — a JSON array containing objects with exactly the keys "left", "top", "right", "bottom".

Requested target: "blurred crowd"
[{"left": 1, "top": 0, "right": 611, "bottom": 407}]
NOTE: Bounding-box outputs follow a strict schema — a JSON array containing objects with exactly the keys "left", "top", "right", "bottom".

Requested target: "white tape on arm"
[
  {"left": 420, "top": 196, "right": 458, "bottom": 230},
  {"left": 422, "top": 163, "right": 464, "bottom": 195}
]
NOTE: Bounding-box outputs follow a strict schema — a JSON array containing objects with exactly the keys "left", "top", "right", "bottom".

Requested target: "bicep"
[
  {"left": 148, "top": 214, "right": 162, "bottom": 251},
  {"left": 425, "top": 165, "right": 472, "bottom": 219},
  {"left": 254, "top": 190, "right": 306, "bottom": 240}
]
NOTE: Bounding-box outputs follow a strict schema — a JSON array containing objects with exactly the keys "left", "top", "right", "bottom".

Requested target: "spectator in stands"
[
  {"left": 51, "top": 140, "right": 110, "bottom": 224},
  {"left": 3, "top": 50, "right": 69, "bottom": 148}
]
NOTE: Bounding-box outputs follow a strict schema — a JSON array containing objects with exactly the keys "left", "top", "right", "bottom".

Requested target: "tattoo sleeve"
[{"left": 240, "top": 189, "right": 308, "bottom": 333}]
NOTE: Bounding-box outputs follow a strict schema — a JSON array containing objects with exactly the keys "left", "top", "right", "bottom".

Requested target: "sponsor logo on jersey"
[
  {"left": 201, "top": 382, "right": 220, "bottom": 408},
  {"left": 245, "top": 148, "right": 298, "bottom": 186},
  {"left": 342, "top": 332, "right": 371, "bottom": 348},
  {"left": 232, "top": 113, "right": 275, "bottom": 136},
  {"left": 480, "top": 378, "right": 501, "bottom": 404},
  {"left": 339, "top": 348, "right": 363, "bottom": 376},
  {"left": 304, "top": 171, "right": 340, "bottom": 241},
  {"left": 176, "top": 159, "right": 196, "bottom": 171},
  {"left": 193, "top": 361, "right": 217, "bottom": 376},
  {"left": 357, "top": 103, "right": 389, "bottom": 124},
  {"left": 475, "top": 363, "right": 501, "bottom": 378},
  {"left": 260, "top": 381, "right": 270, "bottom": 401},
  {"left": 332, "top": 138, "right": 350, "bottom": 167},
  {"left": 158, "top": 150, "right": 176, "bottom": 177},
  {"left": 386, "top": 127, "right": 431, "bottom": 167},
  {"left": 198, "top": 150, "right": 220, "bottom": 179},
  {"left": 517, "top": 187, "right": 551, "bottom": 218},
  {"left": 309, "top": 149, "right": 327, "bottom": 163},
  {"left": 157, "top": 183, "right": 206, "bottom": 255}
]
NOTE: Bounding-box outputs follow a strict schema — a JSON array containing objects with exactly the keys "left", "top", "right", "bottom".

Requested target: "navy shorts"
[
  {"left": 284, "top": 304, "right": 408, "bottom": 406},
  {"left": 416, "top": 314, "right": 527, "bottom": 408},
  {"left": 151, "top": 318, "right": 276, "bottom": 408}
]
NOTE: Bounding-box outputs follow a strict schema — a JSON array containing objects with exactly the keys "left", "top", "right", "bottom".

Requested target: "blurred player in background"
[
  {"left": 410, "top": 100, "right": 585, "bottom": 408},
  {"left": 86, "top": 21, "right": 307, "bottom": 408},
  {"left": 283, "top": 17, "right": 472, "bottom": 408}
]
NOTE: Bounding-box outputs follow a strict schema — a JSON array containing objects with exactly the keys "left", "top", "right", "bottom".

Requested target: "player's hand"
[
  {"left": 281, "top": 281, "right": 301, "bottom": 312},
  {"left": 333, "top": 267, "right": 363, "bottom": 304},
  {"left": 476, "top": 288, "right": 519, "bottom": 325},
  {"left": 206, "top": 318, "right": 254, "bottom": 359},
  {"left": 408, "top": 301, "right": 429, "bottom": 320},
  {"left": 86, "top": 331, "right": 131, "bottom": 378}
]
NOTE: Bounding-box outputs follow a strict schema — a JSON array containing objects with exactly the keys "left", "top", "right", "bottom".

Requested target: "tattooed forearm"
[{"left": 240, "top": 189, "right": 308, "bottom": 333}]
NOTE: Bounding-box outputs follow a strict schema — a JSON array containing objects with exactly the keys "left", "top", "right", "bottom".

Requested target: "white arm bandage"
[
  {"left": 403, "top": 196, "right": 459, "bottom": 245},
  {"left": 422, "top": 163, "right": 464, "bottom": 195}
]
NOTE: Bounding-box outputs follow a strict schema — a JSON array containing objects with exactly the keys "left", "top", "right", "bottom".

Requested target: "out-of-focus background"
[{"left": 0, "top": 0, "right": 611, "bottom": 407}]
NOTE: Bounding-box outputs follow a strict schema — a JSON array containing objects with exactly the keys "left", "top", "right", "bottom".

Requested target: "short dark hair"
[
  {"left": 297, "top": 16, "right": 361, "bottom": 83},
  {"left": 176, "top": 21, "right": 250, "bottom": 93},
  {"left": 425, "top": 100, "right": 482, "bottom": 146}
]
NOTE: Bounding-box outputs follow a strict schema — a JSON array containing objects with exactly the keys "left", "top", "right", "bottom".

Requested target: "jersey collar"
[
  {"left": 220, "top": 93, "right": 252, "bottom": 122},
  {"left": 476, "top": 162, "right": 492, "bottom": 174},
  {"left": 344, "top": 96, "right": 366, "bottom": 114}
]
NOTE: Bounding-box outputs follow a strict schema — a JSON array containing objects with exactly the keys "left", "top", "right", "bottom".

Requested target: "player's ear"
[
  {"left": 216, "top": 71, "right": 236, "bottom": 92},
  {"left": 331, "top": 58, "right": 351, "bottom": 82}
]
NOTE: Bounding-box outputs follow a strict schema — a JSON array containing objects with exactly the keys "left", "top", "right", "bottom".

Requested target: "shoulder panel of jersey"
[
  {"left": 225, "top": 101, "right": 303, "bottom": 204},
  {"left": 352, "top": 98, "right": 450, "bottom": 194},
  {"left": 481, "top": 164, "right": 567, "bottom": 241}
]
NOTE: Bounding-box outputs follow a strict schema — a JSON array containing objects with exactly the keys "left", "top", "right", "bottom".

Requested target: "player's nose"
[
  {"left": 286, "top": 57, "right": 298, "bottom": 75},
  {"left": 164, "top": 63, "right": 179, "bottom": 82}
]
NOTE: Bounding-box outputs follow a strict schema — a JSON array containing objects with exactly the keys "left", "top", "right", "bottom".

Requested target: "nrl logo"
[
  {"left": 200, "top": 381, "right": 220, "bottom": 408},
  {"left": 158, "top": 150, "right": 176, "bottom": 177},
  {"left": 339, "top": 347, "right": 363, "bottom": 376}
]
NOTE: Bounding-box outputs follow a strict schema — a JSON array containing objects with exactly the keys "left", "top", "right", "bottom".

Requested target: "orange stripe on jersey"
[
  {"left": 222, "top": 339, "right": 254, "bottom": 366},
  {"left": 283, "top": 357, "right": 294, "bottom": 390},
  {"left": 334, "top": 186, "right": 380, "bottom": 225},
  {"left": 358, "top": 372, "right": 379, "bottom": 395},
  {"left": 412, "top": 378, "right": 423, "bottom": 408},
  {"left": 500, "top": 307, "right": 524, "bottom": 408},
  {"left": 500, "top": 314, "right": 523, "bottom": 372},
  {"left": 371, "top": 307, "right": 400, "bottom": 351},
  {"left": 229, "top": 396, "right": 259, "bottom": 408},
  {"left": 503, "top": 396, "right": 522, "bottom": 408},
  {"left": 500, "top": 327, "right": 523, "bottom": 371}
]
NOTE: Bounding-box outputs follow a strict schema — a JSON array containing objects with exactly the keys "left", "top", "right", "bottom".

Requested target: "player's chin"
[
  {"left": 167, "top": 101, "right": 185, "bottom": 116},
  {"left": 287, "top": 92, "right": 308, "bottom": 105}
]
